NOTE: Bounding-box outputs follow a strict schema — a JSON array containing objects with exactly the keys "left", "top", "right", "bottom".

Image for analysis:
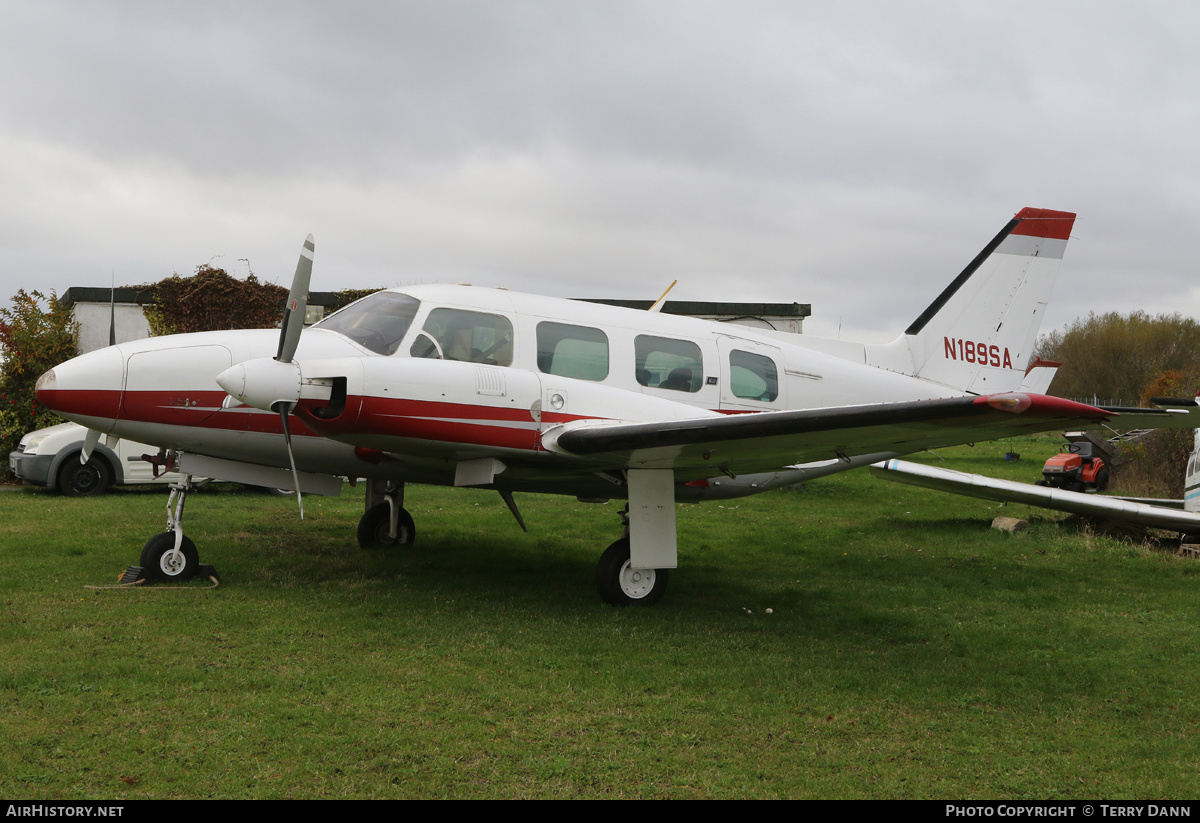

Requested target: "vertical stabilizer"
[{"left": 867, "top": 208, "right": 1075, "bottom": 394}]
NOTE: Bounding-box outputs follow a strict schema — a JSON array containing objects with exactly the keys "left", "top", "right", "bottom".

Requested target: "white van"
[{"left": 9, "top": 422, "right": 182, "bottom": 496}]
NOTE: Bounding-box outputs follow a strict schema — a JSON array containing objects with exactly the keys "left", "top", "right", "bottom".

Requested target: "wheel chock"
[
  {"left": 197, "top": 563, "right": 220, "bottom": 584},
  {"left": 115, "top": 563, "right": 219, "bottom": 587},
  {"left": 118, "top": 565, "right": 151, "bottom": 585}
]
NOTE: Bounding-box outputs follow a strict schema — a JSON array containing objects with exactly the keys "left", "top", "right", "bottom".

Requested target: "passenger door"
[{"left": 716, "top": 336, "right": 785, "bottom": 412}]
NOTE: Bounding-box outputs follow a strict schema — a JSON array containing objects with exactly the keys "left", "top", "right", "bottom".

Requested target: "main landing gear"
[
  {"left": 357, "top": 480, "right": 416, "bottom": 548},
  {"left": 352, "top": 479, "right": 671, "bottom": 605},
  {"left": 594, "top": 504, "right": 669, "bottom": 606},
  {"left": 596, "top": 536, "right": 669, "bottom": 606}
]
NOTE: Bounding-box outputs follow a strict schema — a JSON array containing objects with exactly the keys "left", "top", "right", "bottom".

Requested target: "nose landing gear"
[{"left": 126, "top": 470, "right": 218, "bottom": 585}]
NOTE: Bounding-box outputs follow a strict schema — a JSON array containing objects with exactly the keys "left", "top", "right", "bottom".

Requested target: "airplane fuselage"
[{"left": 39, "top": 283, "right": 998, "bottom": 499}]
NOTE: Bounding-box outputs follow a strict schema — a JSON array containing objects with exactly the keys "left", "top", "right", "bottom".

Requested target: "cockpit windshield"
[{"left": 313, "top": 291, "right": 421, "bottom": 355}]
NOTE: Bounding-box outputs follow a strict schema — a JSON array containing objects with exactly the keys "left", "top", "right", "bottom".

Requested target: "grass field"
[{"left": 3, "top": 434, "right": 1200, "bottom": 799}]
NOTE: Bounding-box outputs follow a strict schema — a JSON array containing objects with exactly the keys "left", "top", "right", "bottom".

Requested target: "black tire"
[
  {"left": 357, "top": 502, "right": 416, "bottom": 548},
  {"left": 595, "top": 537, "right": 668, "bottom": 606},
  {"left": 57, "top": 455, "right": 111, "bottom": 497},
  {"left": 140, "top": 532, "right": 200, "bottom": 582},
  {"left": 1094, "top": 467, "right": 1110, "bottom": 492}
]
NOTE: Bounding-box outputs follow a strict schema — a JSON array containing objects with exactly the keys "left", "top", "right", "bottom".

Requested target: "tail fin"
[{"left": 867, "top": 207, "right": 1076, "bottom": 394}]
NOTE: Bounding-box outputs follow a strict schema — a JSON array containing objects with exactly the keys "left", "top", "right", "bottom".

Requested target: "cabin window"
[
  {"left": 635, "top": 335, "right": 703, "bottom": 393},
  {"left": 314, "top": 291, "right": 421, "bottom": 355},
  {"left": 418, "top": 308, "right": 514, "bottom": 366},
  {"left": 729, "top": 350, "right": 779, "bottom": 402},
  {"left": 536, "top": 322, "right": 609, "bottom": 381},
  {"left": 409, "top": 332, "right": 441, "bottom": 360}
]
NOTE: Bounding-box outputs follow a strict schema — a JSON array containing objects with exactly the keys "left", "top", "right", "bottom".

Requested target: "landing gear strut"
[{"left": 358, "top": 480, "right": 416, "bottom": 548}]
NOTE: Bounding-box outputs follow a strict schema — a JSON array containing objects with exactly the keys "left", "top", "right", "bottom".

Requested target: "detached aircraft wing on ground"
[
  {"left": 36, "top": 207, "right": 1200, "bottom": 604},
  {"left": 871, "top": 417, "right": 1200, "bottom": 536}
]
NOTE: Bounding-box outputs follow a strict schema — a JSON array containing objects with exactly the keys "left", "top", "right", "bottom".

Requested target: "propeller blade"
[
  {"left": 80, "top": 428, "right": 101, "bottom": 464},
  {"left": 273, "top": 401, "right": 304, "bottom": 519},
  {"left": 276, "top": 234, "right": 314, "bottom": 364}
]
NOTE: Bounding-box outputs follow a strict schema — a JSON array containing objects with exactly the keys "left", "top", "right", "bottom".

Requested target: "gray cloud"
[{"left": 2, "top": 1, "right": 1199, "bottom": 345}]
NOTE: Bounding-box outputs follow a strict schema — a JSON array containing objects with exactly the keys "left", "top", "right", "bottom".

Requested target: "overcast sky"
[{"left": 2, "top": 1, "right": 1198, "bottom": 342}]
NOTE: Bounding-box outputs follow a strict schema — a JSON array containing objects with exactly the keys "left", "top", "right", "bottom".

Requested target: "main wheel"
[
  {"left": 595, "top": 538, "right": 668, "bottom": 606},
  {"left": 357, "top": 502, "right": 416, "bottom": 548},
  {"left": 57, "top": 455, "right": 111, "bottom": 497},
  {"left": 140, "top": 532, "right": 200, "bottom": 582},
  {"left": 1094, "top": 466, "right": 1110, "bottom": 491}
]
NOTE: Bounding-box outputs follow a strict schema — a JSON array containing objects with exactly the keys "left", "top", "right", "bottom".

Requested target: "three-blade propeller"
[{"left": 216, "top": 234, "right": 315, "bottom": 518}]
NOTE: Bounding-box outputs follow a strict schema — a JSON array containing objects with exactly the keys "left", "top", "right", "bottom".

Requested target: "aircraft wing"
[
  {"left": 549, "top": 393, "right": 1200, "bottom": 478},
  {"left": 870, "top": 458, "right": 1200, "bottom": 533}
]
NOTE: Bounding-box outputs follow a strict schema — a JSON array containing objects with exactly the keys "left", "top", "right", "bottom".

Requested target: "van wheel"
[{"left": 57, "top": 456, "right": 111, "bottom": 497}]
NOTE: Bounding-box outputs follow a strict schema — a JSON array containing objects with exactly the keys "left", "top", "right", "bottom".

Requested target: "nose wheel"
[
  {"left": 140, "top": 532, "right": 199, "bottom": 582},
  {"left": 127, "top": 469, "right": 216, "bottom": 584}
]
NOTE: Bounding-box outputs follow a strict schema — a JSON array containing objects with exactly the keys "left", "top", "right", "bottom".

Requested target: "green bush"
[
  {"left": 1036, "top": 311, "right": 1200, "bottom": 404},
  {"left": 0, "top": 290, "right": 77, "bottom": 471},
  {"left": 140, "top": 265, "right": 288, "bottom": 336}
]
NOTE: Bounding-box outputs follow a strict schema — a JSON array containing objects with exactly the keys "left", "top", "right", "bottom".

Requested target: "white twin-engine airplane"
[{"left": 35, "top": 208, "right": 1200, "bottom": 604}]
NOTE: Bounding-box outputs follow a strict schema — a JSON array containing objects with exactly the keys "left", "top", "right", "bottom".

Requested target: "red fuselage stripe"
[{"left": 48, "top": 389, "right": 604, "bottom": 453}]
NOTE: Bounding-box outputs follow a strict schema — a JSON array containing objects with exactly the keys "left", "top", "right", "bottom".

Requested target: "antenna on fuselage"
[{"left": 648, "top": 280, "right": 677, "bottom": 313}]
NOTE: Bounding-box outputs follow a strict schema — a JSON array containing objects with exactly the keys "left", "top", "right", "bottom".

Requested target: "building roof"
[{"left": 61, "top": 288, "right": 811, "bottom": 320}]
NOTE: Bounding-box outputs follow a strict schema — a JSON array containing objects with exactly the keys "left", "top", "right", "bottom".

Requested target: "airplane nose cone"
[
  {"left": 215, "top": 363, "right": 247, "bottom": 402},
  {"left": 35, "top": 346, "right": 125, "bottom": 429},
  {"left": 34, "top": 368, "right": 57, "bottom": 411}
]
